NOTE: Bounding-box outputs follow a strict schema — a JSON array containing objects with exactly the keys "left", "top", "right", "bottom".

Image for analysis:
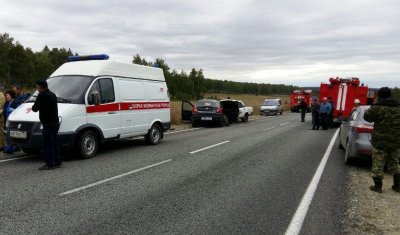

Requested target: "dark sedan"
[{"left": 182, "top": 99, "right": 229, "bottom": 127}]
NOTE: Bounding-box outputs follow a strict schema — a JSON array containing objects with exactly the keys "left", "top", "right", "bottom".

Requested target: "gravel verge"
[{"left": 342, "top": 162, "right": 400, "bottom": 235}]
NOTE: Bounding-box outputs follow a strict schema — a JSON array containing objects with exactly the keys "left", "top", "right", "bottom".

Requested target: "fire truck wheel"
[{"left": 77, "top": 130, "right": 98, "bottom": 159}]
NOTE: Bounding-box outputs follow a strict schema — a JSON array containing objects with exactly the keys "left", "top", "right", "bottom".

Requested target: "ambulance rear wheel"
[
  {"left": 146, "top": 124, "right": 162, "bottom": 145},
  {"left": 77, "top": 130, "right": 98, "bottom": 159}
]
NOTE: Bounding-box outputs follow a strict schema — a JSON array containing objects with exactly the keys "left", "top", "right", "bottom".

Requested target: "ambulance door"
[
  {"left": 119, "top": 79, "right": 149, "bottom": 137},
  {"left": 86, "top": 77, "right": 121, "bottom": 139}
]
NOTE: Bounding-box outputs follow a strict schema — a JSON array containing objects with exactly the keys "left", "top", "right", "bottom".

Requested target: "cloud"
[{"left": 1, "top": 0, "right": 400, "bottom": 88}]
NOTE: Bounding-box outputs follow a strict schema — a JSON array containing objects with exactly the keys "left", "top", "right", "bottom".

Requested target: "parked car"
[
  {"left": 260, "top": 98, "right": 283, "bottom": 115},
  {"left": 220, "top": 99, "right": 253, "bottom": 122},
  {"left": 339, "top": 105, "right": 374, "bottom": 164},
  {"left": 182, "top": 99, "right": 229, "bottom": 127}
]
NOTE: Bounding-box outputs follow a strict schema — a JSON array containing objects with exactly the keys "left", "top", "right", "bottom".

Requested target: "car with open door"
[{"left": 181, "top": 99, "right": 232, "bottom": 127}]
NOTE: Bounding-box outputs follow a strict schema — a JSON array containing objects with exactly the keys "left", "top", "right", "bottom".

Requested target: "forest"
[{"left": 1, "top": 33, "right": 399, "bottom": 101}]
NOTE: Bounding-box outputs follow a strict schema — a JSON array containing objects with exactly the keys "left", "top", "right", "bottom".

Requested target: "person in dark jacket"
[
  {"left": 12, "top": 84, "right": 29, "bottom": 107},
  {"left": 364, "top": 87, "right": 400, "bottom": 193},
  {"left": 3, "top": 90, "right": 18, "bottom": 153},
  {"left": 31, "top": 80, "right": 62, "bottom": 170},
  {"left": 299, "top": 99, "right": 307, "bottom": 122},
  {"left": 311, "top": 97, "right": 320, "bottom": 130}
]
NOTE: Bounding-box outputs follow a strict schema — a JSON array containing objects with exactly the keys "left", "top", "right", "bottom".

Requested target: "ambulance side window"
[
  {"left": 88, "top": 78, "right": 115, "bottom": 104},
  {"left": 99, "top": 78, "right": 115, "bottom": 103}
]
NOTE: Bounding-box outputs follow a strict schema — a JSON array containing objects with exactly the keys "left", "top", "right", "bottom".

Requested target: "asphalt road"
[{"left": 0, "top": 113, "right": 348, "bottom": 235}]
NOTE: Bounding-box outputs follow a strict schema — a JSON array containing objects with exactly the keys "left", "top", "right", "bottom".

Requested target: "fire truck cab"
[
  {"left": 290, "top": 89, "right": 312, "bottom": 112},
  {"left": 319, "top": 77, "right": 370, "bottom": 122}
]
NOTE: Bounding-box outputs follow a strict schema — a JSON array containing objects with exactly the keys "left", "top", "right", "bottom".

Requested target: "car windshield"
[
  {"left": 196, "top": 100, "right": 219, "bottom": 107},
  {"left": 354, "top": 106, "right": 373, "bottom": 125},
  {"left": 26, "top": 75, "right": 94, "bottom": 104},
  {"left": 263, "top": 100, "right": 278, "bottom": 106}
]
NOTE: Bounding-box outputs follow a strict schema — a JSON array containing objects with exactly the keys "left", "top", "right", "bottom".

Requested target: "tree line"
[{"left": 1, "top": 32, "right": 399, "bottom": 101}]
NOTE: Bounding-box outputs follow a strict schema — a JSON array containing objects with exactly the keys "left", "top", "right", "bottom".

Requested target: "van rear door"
[{"left": 86, "top": 77, "right": 121, "bottom": 139}]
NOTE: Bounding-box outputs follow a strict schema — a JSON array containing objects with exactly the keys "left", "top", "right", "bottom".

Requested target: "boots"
[
  {"left": 392, "top": 174, "right": 400, "bottom": 192},
  {"left": 370, "top": 177, "right": 383, "bottom": 193}
]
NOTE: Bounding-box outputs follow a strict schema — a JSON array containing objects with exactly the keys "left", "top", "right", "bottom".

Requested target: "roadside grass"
[{"left": 170, "top": 93, "right": 291, "bottom": 125}]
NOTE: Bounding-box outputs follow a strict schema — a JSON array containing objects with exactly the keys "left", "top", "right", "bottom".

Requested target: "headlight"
[
  {"left": 5, "top": 120, "right": 9, "bottom": 128},
  {"left": 40, "top": 124, "right": 43, "bottom": 130}
]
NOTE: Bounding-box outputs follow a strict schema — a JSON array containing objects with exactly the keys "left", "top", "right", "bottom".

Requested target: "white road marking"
[
  {"left": 0, "top": 156, "right": 31, "bottom": 163},
  {"left": 284, "top": 129, "right": 339, "bottom": 235},
  {"left": 189, "top": 141, "right": 230, "bottom": 154},
  {"left": 165, "top": 128, "right": 201, "bottom": 135},
  {"left": 60, "top": 159, "right": 172, "bottom": 196},
  {"left": 262, "top": 126, "right": 276, "bottom": 131},
  {"left": 279, "top": 122, "right": 290, "bottom": 126}
]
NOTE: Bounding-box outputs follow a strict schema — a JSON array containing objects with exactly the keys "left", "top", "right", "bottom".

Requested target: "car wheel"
[
  {"left": 338, "top": 131, "right": 345, "bottom": 150},
  {"left": 344, "top": 141, "right": 353, "bottom": 165},
  {"left": 242, "top": 114, "right": 249, "bottom": 122},
  {"left": 145, "top": 124, "right": 162, "bottom": 145},
  {"left": 77, "top": 130, "right": 98, "bottom": 159},
  {"left": 192, "top": 122, "right": 198, "bottom": 128}
]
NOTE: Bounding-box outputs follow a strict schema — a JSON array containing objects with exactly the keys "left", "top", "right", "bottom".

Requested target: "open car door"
[{"left": 181, "top": 100, "right": 194, "bottom": 121}]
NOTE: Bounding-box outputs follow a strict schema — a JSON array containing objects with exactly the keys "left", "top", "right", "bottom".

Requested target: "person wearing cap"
[
  {"left": 311, "top": 97, "right": 320, "bottom": 130},
  {"left": 351, "top": 98, "right": 361, "bottom": 113},
  {"left": 319, "top": 97, "right": 331, "bottom": 130},
  {"left": 30, "top": 80, "right": 62, "bottom": 170}
]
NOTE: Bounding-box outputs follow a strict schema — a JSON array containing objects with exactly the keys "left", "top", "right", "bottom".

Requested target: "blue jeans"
[{"left": 42, "top": 125, "right": 62, "bottom": 166}]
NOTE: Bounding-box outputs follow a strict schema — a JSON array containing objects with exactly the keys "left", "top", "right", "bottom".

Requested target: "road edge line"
[{"left": 284, "top": 129, "right": 340, "bottom": 235}]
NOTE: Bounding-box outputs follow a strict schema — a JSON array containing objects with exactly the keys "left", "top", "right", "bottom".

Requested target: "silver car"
[{"left": 339, "top": 106, "right": 374, "bottom": 164}]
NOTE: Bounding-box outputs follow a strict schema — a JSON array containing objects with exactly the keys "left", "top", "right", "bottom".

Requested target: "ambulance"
[
  {"left": 7, "top": 54, "right": 170, "bottom": 158},
  {"left": 318, "top": 77, "right": 371, "bottom": 122}
]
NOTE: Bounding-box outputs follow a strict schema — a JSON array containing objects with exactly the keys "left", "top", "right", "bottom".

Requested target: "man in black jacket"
[{"left": 31, "top": 80, "right": 62, "bottom": 170}]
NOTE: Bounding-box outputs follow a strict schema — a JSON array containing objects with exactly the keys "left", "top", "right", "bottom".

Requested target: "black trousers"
[
  {"left": 320, "top": 113, "right": 328, "bottom": 130},
  {"left": 312, "top": 112, "right": 320, "bottom": 129},
  {"left": 301, "top": 110, "right": 306, "bottom": 122},
  {"left": 42, "top": 125, "right": 62, "bottom": 167}
]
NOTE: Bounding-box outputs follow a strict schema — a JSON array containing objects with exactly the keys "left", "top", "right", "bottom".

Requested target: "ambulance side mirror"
[{"left": 89, "top": 91, "right": 100, "bottom": 105}]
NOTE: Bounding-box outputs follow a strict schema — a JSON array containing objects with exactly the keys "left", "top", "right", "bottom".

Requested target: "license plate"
[
  {"left": 10, "top": 130, "right": 27, "bottom": 139},
  {"left": 201, "top": 117, "right": 212, "bottom": 121}
]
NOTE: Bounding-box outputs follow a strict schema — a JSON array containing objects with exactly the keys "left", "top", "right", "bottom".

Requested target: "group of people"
[
  {"left": 0, "top": 85, "right": 29, "bottom": 154},
  {"left": 299, "top": 96, "right": 334, "bottom": 130},
  {"left": 298, "top": 87, "right": 400, "bottom": 194},
  {"left": 1, "top": 80, "right": 62, "bottom": 170}
]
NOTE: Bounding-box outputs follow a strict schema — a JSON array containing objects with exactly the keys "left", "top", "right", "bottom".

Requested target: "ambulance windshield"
[{"left": 26, "top": 75, "right": 94, "bottom": 104}]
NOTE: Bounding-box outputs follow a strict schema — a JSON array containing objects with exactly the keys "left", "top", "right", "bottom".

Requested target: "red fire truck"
[
  {"left": 290, "top": 89, "right": 313, "bottom": 112},
  {"left": 319, "top": 77, "right": 375, "bottom": 121}
]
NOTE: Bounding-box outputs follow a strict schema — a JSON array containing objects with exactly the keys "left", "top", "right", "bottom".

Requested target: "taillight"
[
  {"left": 192, "top": 106, "right": 198, "bottom": 113},
  {"left": 217, "top": 107, "right": 223, "bottom": 113},
  {"left": 355, "top": 124, "right": 373, "bottom": 133}
]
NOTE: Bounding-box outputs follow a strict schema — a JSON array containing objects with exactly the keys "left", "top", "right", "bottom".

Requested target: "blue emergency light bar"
[{"left": 67, "top": 54, "right": 109, "bottom": 62}]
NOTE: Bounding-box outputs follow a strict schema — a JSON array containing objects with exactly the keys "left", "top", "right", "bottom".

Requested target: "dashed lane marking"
[{"left": 189, "top": 141, "right": 231, "bottom": 154}]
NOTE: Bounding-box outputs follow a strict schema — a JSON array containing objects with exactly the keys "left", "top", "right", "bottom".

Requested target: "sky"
[{"left": 1, "top": 0, "right": 400, "bottom": 88}]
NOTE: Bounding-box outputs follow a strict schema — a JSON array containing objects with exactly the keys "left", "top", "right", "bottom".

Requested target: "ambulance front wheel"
[
  {"left": 146, "top": 124, "right": 162, "bottom": 145},
  {"left": 76, "top": 130, "right": 98, "bottom": 159}
]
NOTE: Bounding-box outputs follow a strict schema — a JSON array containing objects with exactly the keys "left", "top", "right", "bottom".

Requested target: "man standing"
[
  {"left": 327, "top": 97, "right": 335, "bottom": 128},
  {"left": 12, "top": 84, "right": 28, "bottom": 107},
  {"left": 319, "top": 97, "right": 331, "bottom": 130},
  {"left": 364, "top": 87, "right": 400, "bottom": 193},
  {"left": 311, "top": 97, "right": 320, "bottom": 130},
  {"left": 31, "top": 80, "right": 62, "bottom": 170},
  {"left": 299, "top": 98, "right": 307, "bottom": 122}
]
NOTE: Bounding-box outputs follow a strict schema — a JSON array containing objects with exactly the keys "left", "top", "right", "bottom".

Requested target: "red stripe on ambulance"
[{"left": 86, "top": 102, "right": 170, "bottom": 113}]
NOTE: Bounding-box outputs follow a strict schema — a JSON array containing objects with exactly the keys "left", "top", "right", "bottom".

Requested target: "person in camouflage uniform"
[{"left": 363, "top": 87, "right": 400, "bottom": 193}]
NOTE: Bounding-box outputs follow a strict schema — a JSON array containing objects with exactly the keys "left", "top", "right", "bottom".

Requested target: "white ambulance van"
[{"left": 7, "top": 54, "right": 170, "bottom": 158}]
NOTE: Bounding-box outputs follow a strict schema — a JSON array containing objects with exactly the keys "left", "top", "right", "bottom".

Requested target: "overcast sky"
[{"left": 1, "top": 0, "right": 400, "bottom": 88}]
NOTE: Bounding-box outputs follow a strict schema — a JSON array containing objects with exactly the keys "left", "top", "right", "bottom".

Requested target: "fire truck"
[
  {"left": 318, "top": 77, "right": 375, "bottom": 121},
  {"left": 290, "top": 89, "right": 313, "bottom": 112}
]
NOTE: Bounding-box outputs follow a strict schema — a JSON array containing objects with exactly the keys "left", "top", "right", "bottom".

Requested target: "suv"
[{"left": 260, "top": 98, "right": 283, "bottom": 115}]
